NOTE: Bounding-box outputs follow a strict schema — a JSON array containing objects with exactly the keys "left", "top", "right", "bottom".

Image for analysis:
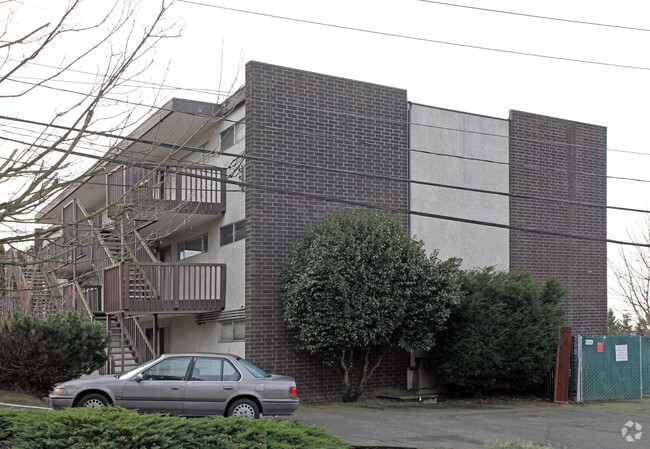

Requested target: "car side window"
[
  {"left": 190, "top": 357, "right": 241, "bottom": 381},
  {"left": 141, "top": 357, "right": 192, "bottom": 381},
  {"left": 191, "top": 357, "right": 223, "bottom": 381},
  {"left": 223, "top": 360, "right": 241, "bottom": 381}
]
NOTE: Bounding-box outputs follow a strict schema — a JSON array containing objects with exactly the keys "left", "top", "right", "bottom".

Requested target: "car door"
[
  {"left": 120, "top": 356, "right": 192, "bottom": 414},
  {"left": 183, "top": 356, "right": 240, "bottom": 415}
]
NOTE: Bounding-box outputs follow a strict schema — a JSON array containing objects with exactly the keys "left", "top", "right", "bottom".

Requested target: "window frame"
[
  {"left": 219, "top": 319, "right": 245, "bottom": 342},
  {"left": 178, "top": 233, "right": 209, "bottom": 260},
  {"left": 219, "top": 220, "right": 245, "bottom": 246},
  {"left": 220, "top": 120, "right": 245, "bottom": 151}
]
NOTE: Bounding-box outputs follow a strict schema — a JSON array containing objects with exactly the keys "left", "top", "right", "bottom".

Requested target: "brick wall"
[
  {"left": 509, "top": 110, "right": 607, "bottom": 334},
  {"left": 244, "top": 62, "right": 409, "bottom": 401}
]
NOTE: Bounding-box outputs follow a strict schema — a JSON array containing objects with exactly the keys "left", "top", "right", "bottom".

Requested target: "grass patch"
[
  {"left": 0, "top": 389, "right": 45, "bottom": 407},
  {"left": 0, "top": 407, "right": 348, "bottom": 449}
]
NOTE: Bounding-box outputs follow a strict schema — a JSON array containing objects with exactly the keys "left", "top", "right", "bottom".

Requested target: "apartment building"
[{"left": 5, "top": 61, "right": 606, "bottom": 400}]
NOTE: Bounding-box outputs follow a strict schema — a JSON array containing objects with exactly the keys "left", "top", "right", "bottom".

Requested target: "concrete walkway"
[{"left": 295, "top": 399, "right": 650, "bottom": 449}]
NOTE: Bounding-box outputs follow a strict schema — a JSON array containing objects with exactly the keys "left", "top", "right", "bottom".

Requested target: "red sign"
[{"left": 597, "top": 342, "right": 603, "bottom": 353}]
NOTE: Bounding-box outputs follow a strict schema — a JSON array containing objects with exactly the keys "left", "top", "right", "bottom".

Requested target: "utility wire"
[
  {"left": 4, "top": 76, "right": 650, "bottom": 187},
  {"left": 417, "top": 0, "right": 650, "bottom": 33},
  {"left": 178, "top": 0, "right": 650, "bottom": 72},
  {"left": 7, "top": 63, "right": 650, "bottom": 159},
  {"left": 0, "top": 130, "right": 645, "bottom": 247},
  {"left": 0, "top": 115, "right": 644, "bottom": 216}
]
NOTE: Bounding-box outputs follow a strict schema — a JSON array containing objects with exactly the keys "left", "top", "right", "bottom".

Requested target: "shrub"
[
  {"left": 0, "top": 311, "right": 109, "bottom": 397},
  {"left": 432, "top": 268, "right": 565, "bottom": 395},
  {"left": 0, "top": 407, "right": 348, "bottom": 449},
  {"left": 281, "top": 209, "right": 463, "bottom": 401}
]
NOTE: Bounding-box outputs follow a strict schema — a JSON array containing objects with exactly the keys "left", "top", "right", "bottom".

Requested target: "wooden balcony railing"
[
  {"left": 103, "top": 262, "right": 226, "bottom": 314},
  {"left": 107, "top": 165, "right": 226, "bottom": 218}
]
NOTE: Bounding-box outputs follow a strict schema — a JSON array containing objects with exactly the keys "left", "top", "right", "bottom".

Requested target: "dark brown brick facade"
[
  {"left": 509, "top": 110, "right": 607, "bottom": 334},
  {"left": 244, "top": 62, "right": 409, "bottom": 401}
]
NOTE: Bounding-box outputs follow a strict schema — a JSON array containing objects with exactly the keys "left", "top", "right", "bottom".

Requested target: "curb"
[{"left": 0, "top": 402, "right": 51, "bottom": 410}]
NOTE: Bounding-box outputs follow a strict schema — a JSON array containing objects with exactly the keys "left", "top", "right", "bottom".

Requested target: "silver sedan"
[{"left": 49, "top": 353, "right": 299, "bottom": 418}]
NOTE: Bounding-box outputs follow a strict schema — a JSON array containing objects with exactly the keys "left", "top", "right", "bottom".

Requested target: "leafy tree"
[
  {"left": 0, "top": 311, "right": 109, "bottom": 396},
  {"left": 281, "top": 209, "right": 463, "bottom": 402},
  {"left": 431, "top": 268, "right": 565, "bottom": 395},
  {"left": 607, "top": 308, "right": 634, "bottom": 335}
]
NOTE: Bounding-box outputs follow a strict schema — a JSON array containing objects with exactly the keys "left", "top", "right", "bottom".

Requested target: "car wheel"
[
  {"left": 77, "top": 393, "right": 110, "bottom": 408},
  {"left": 227, "top": 398, "right": 260, "bottom": 419}
]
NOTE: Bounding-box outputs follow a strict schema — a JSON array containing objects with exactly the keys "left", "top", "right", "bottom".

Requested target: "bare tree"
[
  {"left": 611, "top": 218, "right": 650, "bottom": 332},
  {"left": 0, "top": 0, "right": 176, "bottom": 252}
]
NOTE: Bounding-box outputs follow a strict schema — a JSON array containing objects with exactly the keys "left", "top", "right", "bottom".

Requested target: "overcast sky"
[{"left": 4, "top": 0, "right": 650, "bottom": 312}]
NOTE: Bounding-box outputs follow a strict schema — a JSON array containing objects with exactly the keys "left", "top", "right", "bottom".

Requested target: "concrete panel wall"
[{"left": 409, "top": 104, "right": 509, "bottom": 269}]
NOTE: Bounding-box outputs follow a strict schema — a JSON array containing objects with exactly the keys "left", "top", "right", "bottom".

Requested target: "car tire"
[
  {"left": 77, "top": 393, "right": 110, "bottom": 408},
  {"left": 226, "top": 398, "right": 260, "bottom": 419}
]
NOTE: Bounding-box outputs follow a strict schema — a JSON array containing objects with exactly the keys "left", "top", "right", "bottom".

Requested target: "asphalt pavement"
[
  {"left": 295, "top": 399, "right": 650, "bottom": 449},
  {"left": 3, "top": 396, "right": 650, "bottom": 449}
]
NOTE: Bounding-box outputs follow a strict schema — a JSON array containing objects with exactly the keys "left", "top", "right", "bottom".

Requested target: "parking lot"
[
  {"left": 3, "top": 393, "right": 650, "bottom": 449},
  {"left": 296, "top": 399, "right": 650, "bottom": 449}
]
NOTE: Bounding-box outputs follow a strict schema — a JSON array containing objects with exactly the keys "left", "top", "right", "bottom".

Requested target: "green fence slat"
[{"left": 577, "top": 335, "right": 642, "bottom": 401}]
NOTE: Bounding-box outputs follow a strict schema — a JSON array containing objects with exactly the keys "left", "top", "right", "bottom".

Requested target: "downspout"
[
  {"left": 407, "top": 101, "right": 416, "bottom": 392},
  {"left": 407, "top": 101, "right": 412, "bottom": 234}
]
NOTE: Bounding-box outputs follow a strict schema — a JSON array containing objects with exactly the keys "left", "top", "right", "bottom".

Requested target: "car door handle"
[
  {"left": 170, "top": 386, "right": 180, "bottom": 390},
  {"left": 223, "top": 386, "right": 233, "bottom": 390}
]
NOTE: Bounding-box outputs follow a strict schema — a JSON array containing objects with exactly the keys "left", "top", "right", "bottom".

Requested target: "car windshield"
[
  {"left": 237, "top": 358, "right": 271, "bottom": 378},
  {"left": 118, "top": 358, "right": 157, "bottom": 379}
]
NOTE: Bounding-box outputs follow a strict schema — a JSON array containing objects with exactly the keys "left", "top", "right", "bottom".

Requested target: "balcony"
[
  {"left": 103, "top": 262, "right": 226, "bottom": 314},
  {"left": 107, "top": 165, "right": 226, "bottom": 218}
]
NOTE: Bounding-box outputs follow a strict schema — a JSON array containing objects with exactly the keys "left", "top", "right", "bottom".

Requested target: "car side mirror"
[{"left": 135, "top": 373, "right": 143, "bottom": 382}]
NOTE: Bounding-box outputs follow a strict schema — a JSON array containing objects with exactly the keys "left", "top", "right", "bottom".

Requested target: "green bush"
[
  {"left": 0, "top": 407, "right": 348, "bottom": 449},
  {"left": 432, "top": 268, "right": 565, "bottom": 395},
  {"left": 281, "top": 209, "right": 463, "bottom": 402},
  {"left": 0, "top": 311, "right": 109, "bottom": 397}
]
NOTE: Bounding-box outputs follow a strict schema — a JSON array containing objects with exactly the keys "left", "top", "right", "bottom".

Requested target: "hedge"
[{"left": 0, "top": 407, "right": 348, "bottom": 449}]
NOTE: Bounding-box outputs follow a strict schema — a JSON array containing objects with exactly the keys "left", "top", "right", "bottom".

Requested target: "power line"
[
  {"left": 4, "top": 58, "right": 235, "bottom": 98},
  {"left": 417, "top": 0, "right": 650, "bottom": 33},
  {"left": 250, "top": 116, "right": 650, "bottom": 185},
  {"left": 5, "top": 75, "right": 649, "bottom": 187},
  {"left": 178, "top": 0, "right": 650, "bottom": 72},
  {"left": 0, "top": 124, "right": 644, "bottom": 247},
  {"left": 7, "top": 60, "right": 650, "bottom": 161},
  {"left": 0, "top": 115, "right": 645, "bottom": 216}
]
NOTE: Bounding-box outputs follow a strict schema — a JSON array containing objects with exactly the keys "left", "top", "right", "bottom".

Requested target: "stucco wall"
[
  {"left": 409, "top": 104, "right": 509, "bottom": 269},
  {"left": 142, "top": 105, "right": 247, "bottom": 357},
  {"left": 163, "top": 315, "right": 245, "bottom": 356}
]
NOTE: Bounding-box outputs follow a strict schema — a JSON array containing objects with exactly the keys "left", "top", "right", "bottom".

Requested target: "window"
[
  {"left": 237, "top": 358, "right": 271, "bottom": 378},
  {"left": 141, "top": 356, "right": 192, "bottom": 381},
  {"left": 220, "top": 220, "right": 245, "bottom": 246},
  {"left": 220, "top": 121, "right": 245, "bottom": 151},
  {"left": 179, "top": 234, "right": 208, "bottom": 260},
  {"left": 190, "top": 357, "right": 242, "bottom": 382},
  {"left": 220, "top": 320, "right": 245, "bottom": 342}
]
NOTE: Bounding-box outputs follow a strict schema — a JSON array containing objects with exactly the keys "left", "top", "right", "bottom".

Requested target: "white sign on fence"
[{"left": 615, "top": 344, "right": 629, "bottom": 362}]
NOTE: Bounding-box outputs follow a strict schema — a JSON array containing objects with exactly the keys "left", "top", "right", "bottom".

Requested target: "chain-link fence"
[{"left": 571, "top": 335, "right": 649, "bottom": 402}]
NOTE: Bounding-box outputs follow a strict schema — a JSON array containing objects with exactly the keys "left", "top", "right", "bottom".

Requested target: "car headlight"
[{"left": 52, "top": 386, "right": 74, "bottom": 395}]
